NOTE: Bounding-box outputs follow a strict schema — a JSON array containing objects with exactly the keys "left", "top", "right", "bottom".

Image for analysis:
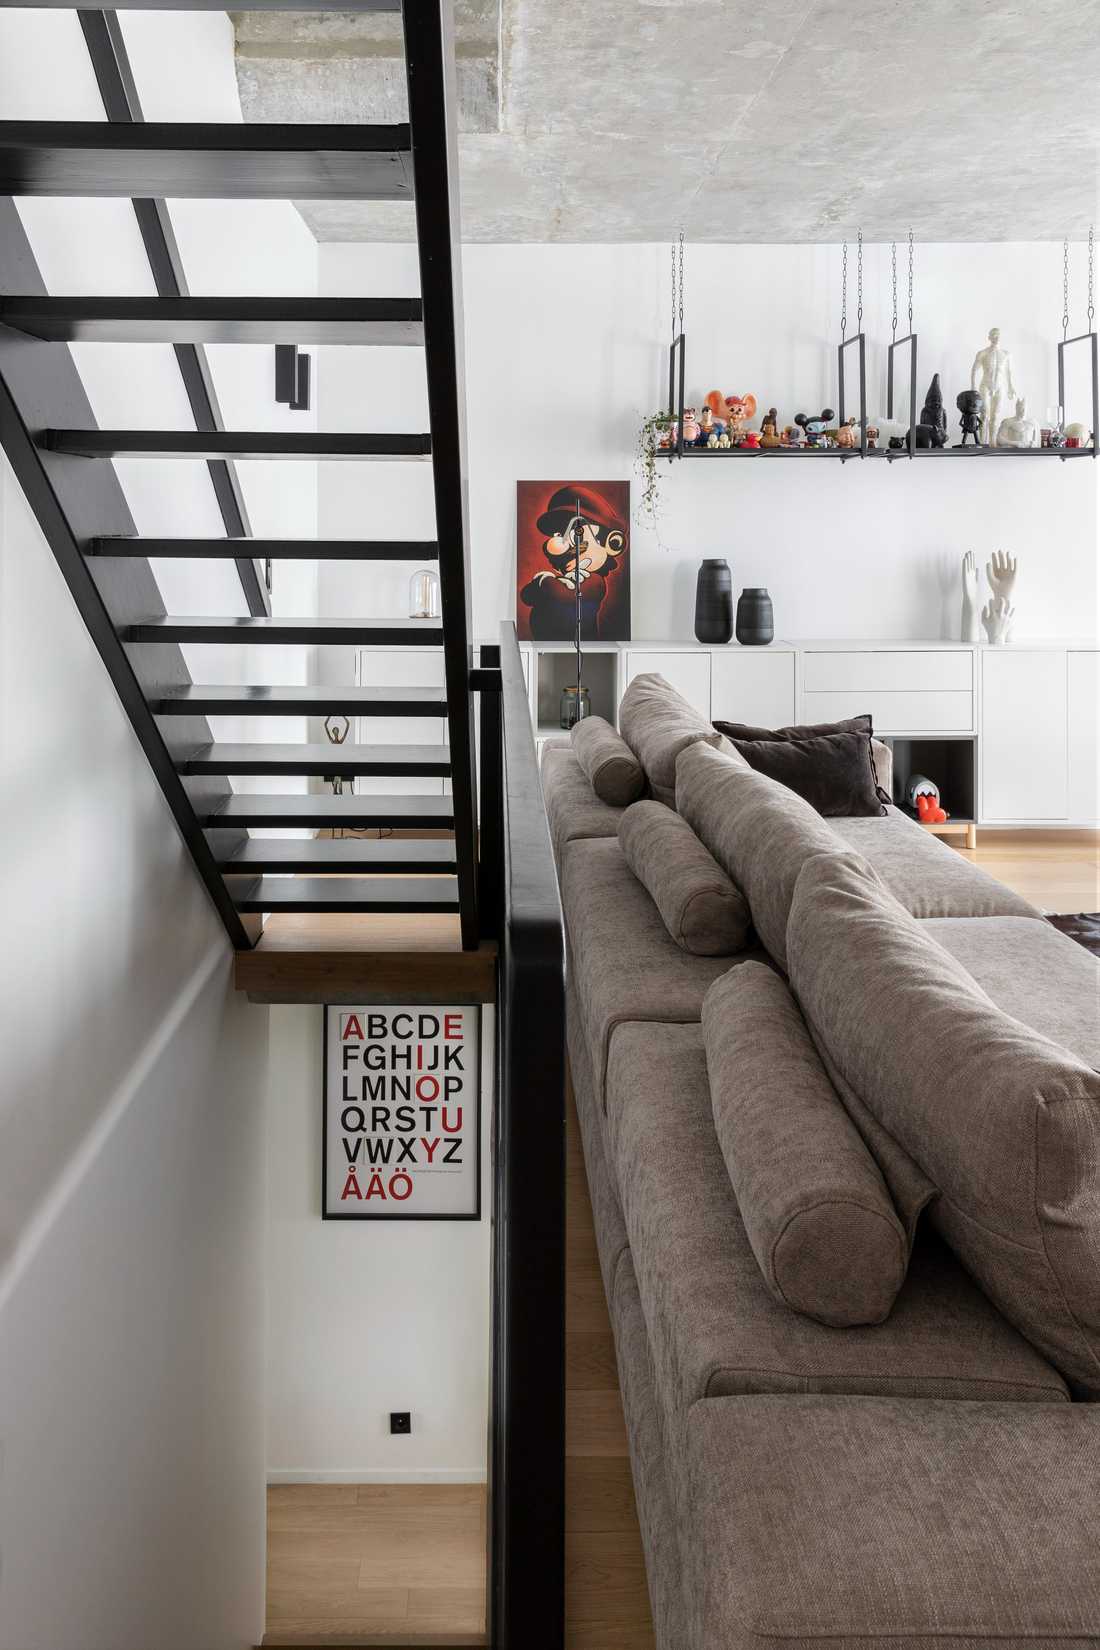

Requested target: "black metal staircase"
[{"left": 0, "top": 0, "right": 481, "bottom": 950}]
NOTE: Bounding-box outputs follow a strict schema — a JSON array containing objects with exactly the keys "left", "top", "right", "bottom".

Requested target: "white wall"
[
  {"left": 264, "top": 1007, "right": 492, "bottom": 1483},
  {"left": 318, "top": 241, "right": 1099, "bottom": 646}
]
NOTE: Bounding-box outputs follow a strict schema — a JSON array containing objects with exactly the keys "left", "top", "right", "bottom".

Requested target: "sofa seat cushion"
[
  {"left": 788, "top": 852, "right": 1100, "bottom": 1398},
  {"left": 566, "top": 976, "right": 630, "bottom": 1306},
  {"left": 833, "top": 807, "right": 1039, "bottom": 919},
  {"left": 703, "top": 964, "right": 908, "bottom": 1327},
  {"left": 924, "top": 915, "right": 1100, "bottom": 1069},
  {"left": 560, "top": 837, "right": 739, "bottom": 1111},
  {"left": 620, "top": 801, "right": 752, "bottom": 955},
  {"left": 677, "top": 739, "right": 842, "bottom": 969},
  {"left": 604, "top": 1020, "right": 1068, "bottom": 1417},
  {"left": 686, "top": 1395, "right": 1100, "bottom": 1650},
  {"left": 542, "top": 741, "right": 626, "bottom": 862},
  {"left": 618, "top": 671, "right": 726, "bottom": 806}
]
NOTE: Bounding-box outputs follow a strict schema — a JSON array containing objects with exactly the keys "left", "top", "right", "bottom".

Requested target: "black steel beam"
[
  {"left": 232, "top": 877, "right": 459, "bottom": 914},
  {"left": 0, "top": 295, "right": 425, "bottom": 346},
  {"left": 403, "top": 0, "right": 479, "bottom": 950},
  {"left": 126, "top": 616, "right": 443, "bottom": 645},
  {"left": 76, "top": 11, "right": 269, "bottom": 615},
  {"left": 199, "top": 794, "right": 455, "bottom": 829},
  {"left": 0, "top": 120, "right": 413, "bottom": 199},
  {"left": 45, "top": 429, "right": 432, "bottom": 461},
  {"left": 152, "top": 684, "right": 447, "bottom": 716},
  {"left": 179, "top": 742, "right": 451, "bottom": 777},
  {"left": 215, "top": 839, "right": 458, "bottom": 874},
  {"left": 89, "top": 535, "right": 439, "bottom": 559}
]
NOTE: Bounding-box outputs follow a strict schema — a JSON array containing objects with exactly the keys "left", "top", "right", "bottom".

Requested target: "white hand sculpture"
[
  {"left": 961, "top": 551, "right": 981, "bottom": 642},
  {"left": 986, "top": 550, "right": 1018, "bottom": 640},
  {"left": 981, "top": 595, "right": 1015, "bottom": 645}
]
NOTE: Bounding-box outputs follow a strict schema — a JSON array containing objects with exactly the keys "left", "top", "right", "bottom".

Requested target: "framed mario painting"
[{"left": 516, "top": 481, "right": 631, "bottom": 642}]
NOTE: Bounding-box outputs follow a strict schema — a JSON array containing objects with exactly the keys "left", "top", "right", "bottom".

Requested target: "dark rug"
[{"left": 1047, "top": 913, "right": 1100, "bottom": 958}]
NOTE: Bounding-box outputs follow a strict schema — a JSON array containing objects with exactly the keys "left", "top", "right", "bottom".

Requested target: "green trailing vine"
[{"left": 637, "top": 411, "right": 673, "bottom": 539}]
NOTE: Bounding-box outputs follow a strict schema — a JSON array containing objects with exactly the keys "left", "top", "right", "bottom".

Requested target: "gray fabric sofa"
[{"left": 542, "top": 695, "right": 1100, "bottom": 1650}]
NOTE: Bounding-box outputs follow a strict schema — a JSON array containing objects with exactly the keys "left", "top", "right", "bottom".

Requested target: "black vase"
[
  {"left": 694, "top": 558, "right": 733, "bottom": 644},
  {"left": 735, "top": 587, "right": 774, "bottom": 646}
]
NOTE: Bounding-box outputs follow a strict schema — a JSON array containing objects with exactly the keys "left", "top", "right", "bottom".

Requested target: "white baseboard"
[{"left": 268, "top": 1468, "right": 487, "bottom": 1485}]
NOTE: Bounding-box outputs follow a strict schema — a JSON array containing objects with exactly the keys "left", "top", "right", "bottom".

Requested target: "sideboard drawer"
[
  {"left": 802, "top": 650, "right": 972, "bottom": 693},
  {"left": 801, "top": 689, "right": 974, "bottom": 733}
]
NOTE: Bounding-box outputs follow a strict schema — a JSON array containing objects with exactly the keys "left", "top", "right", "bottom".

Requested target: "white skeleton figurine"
[{"left": 971, "top": 328, "right": 1019, "bottom": 447}]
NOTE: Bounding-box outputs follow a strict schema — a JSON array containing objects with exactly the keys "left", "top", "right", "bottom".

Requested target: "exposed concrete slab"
[{"left": 234, "top": 0, "right": 1100, "bottom": 242}]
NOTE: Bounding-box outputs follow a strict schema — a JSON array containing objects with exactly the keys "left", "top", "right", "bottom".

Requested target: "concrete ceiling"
[{"left": 233, "top": 1, "right": 1100, "bottom": 242}]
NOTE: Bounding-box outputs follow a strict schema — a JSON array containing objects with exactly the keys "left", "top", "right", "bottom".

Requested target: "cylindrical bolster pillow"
[
  {"left": 619, "top": 801, "right": 752, "bottom": 956},
  {"left": 571, "top": 715, "right": 645, "bottom": 807},
  {"left": 702, "top": 962, "right": 908, "bottom": 1327}
]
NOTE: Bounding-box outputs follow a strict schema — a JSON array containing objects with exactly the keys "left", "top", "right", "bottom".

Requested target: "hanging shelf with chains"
[{"left": 662, "top": 229, "right": 1097, "bottom": 463}]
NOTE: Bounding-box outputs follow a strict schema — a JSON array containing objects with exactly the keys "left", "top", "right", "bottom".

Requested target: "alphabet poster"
[{"left": 323, "top": 1006, "right": 481, "bottom": 1220}]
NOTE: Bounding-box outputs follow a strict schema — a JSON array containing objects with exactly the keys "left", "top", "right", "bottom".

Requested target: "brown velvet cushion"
[
  {"left": 787, "top": 850, "right": 1100, "bottom": 1399},
  {"left": 676, "top": 739, "right": 842, "bottom": 969},
  {"left": 703, "top": 964, "right": 907, "bottom": 1327},
  {"left": 716, "top": 712, "right": 892, "bottom": 810},
  {"left": 570, "top": 715, "right": 645, "bottom": 806},
  {"left": 619, "top": 801, "right": 752, "bottom": 956},
  {"left": 726, "top": 729, "right": 887, "bottom": 817},
  {"left": 617, "top": 671, "right": 726, "bottom": 806},
  {"left": 715, "top": 713, "right": 873, "bottom": 742}
]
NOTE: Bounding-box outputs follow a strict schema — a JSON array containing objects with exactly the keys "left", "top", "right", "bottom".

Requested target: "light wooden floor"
[{"left": 264, "top": 830, "right": 1097, "bottom": 1647}]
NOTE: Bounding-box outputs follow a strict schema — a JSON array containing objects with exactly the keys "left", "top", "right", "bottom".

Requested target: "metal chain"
[
  {"left": 841, "top": 238, "right": 848, "bottom": 339},
  {"left": 908, "top": 229, "right": 914, "bottom": 330},
  {"left": 856, "top": 227, "right": 863, "bottom": 331},
  {"left": 891, "top": 240, "right": 898, "bottom": 340},
  {"left": 671, "top": 239, "right": 676, "bottom": 345},
  {"left": 1063, "top": 236, "right": 1070, "bottom": 341},
  {"left": 1089, "top": 224, "right": 1095, "bottom": 328},
  {"left": 678, "top": 228, "right": 684, "bottom": 335}
]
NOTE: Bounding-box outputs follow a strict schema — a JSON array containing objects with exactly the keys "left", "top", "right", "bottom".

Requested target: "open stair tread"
[
  {"left": 89, "top": 537, "right": 439, "bottom": 560},
  {"left": 0, "top": 295, "right": 424, "bottom": 345},
  {"left": 154, "top": 684, "right": 447, "bottom": 714},
  {"left": 232, "top": 876, "right": 460, "bottom": 913},
  {"left": 181, "top": 742, "right": 450, "bottom": 774},
  {"left": 203, "top": 794, "right": 456, "bottom": 827},
  {"left": 127, "top": 616, "right": 443, "bottom": 644},
  {"left": 44, "top": 430, "right": 431, "bottom": 460},
  {"left": 217, "top": 839, "right": 458, "bottom": 873},
  {"left": 0, "top": 120, "right": 412, "bottom": 201}
]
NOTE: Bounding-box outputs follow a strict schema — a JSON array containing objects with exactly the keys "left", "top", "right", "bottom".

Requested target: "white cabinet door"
[
  {"left": 981, "top": 650, "right": 1067, "bottom": 821},
  {"left": 1068, "top": 651, "right": 1100, "bottom": 823},
  {"left": 711, "top": 650, "right": 795, "bottom": 728},
  {"left": 623, "top": 651, "right": 711, "bottom": 718}
]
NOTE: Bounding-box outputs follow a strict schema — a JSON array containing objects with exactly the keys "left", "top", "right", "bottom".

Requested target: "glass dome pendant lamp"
[{"left": 409, "top": 566, "right": 441, "bottom": 620}]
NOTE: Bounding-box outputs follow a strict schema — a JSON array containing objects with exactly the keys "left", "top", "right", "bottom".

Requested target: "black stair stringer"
[{"left": 0, "top": 196, "right": 259, "bottom": 948}]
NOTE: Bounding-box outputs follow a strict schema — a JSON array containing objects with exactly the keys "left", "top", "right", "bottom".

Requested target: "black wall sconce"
[{"left": 275, "top": 343, "right": 311, "bottom": 412}]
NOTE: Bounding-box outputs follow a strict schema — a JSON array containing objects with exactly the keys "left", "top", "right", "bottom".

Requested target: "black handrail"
[{"left": 483, "top": 622, "right": 566, "bottom": 1650}]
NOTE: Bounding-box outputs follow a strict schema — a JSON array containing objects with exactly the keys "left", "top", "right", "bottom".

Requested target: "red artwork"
[{"left": 515, "top": 480, "right": 631, "bottom": 642}]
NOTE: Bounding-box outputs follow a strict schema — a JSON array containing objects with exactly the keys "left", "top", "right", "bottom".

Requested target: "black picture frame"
[{"left": 321, "top": 1004, "right": 482, "bottom": 1221}]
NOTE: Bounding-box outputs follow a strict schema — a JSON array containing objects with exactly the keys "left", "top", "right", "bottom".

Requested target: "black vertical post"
[
  {"left": 1057, "top": 332, "right": 1098, "bottom": 456},
  {"left": 887, "top": 333, "right": 918, "bottom": 459},
  {"left": 477, "top": 644, "right": 503, "bottom": 941},
  {"left": 402, "top": 0, "right": 480, "bottom": 949}
]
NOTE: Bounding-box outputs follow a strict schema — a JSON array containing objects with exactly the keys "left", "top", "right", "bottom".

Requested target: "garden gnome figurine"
[
  {"left": 971, "top": 328, "right": 1018, "bottom": 446},
  {"left": 920, "top": 374, "right": 947, "bottom": 447}
]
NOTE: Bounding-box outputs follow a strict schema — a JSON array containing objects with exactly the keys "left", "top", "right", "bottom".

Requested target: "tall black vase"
[
  {"left": 735, "top": 587, "right": 774, "bottom": 645},
  {"left": 694, "top": 558, "right": 733, "bottom": 644}
]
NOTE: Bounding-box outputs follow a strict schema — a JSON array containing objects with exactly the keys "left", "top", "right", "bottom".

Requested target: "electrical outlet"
[{"left": 390, "top": 1411, "right": 411, "bottom": 1435}]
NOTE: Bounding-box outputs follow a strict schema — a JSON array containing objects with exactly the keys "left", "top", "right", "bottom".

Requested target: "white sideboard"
[{"left": 522, "top": 638, "right": 1100, "bottom": 829}]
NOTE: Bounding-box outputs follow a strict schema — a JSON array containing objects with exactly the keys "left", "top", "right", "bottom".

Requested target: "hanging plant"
[{"left": 636, "top": 411, "right": 674, "bottom": 535}]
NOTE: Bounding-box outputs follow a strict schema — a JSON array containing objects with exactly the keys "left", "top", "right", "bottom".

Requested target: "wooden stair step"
[
  {"left": 0, "top": 120, "right": 412, "bottom": 201},
  {"left": 180, "top": 742, "right": 450, "bottom": 777},
  {"left": 89, "top": 537, "right": 438, "bottom": 561},
  {"left": 232, "top": 876, "right": 460, "bottom": 914},
  {"left": 43, "top": 430, "right": 431, "bottom": 461},
  {"left": 201, "top": 794, "right": 455, "bottom": 829},
  {"left": 216, "top": 839, "right": 458, "bottom": 874},
  {"left": 0, "top": 295, "right": 424, "bottom": 346},
  {"left": 153, "top": 684, "right": 447, "bottom": 716},
  {"left": 126, "top": 616, "right": 443, "bottom": 645}
]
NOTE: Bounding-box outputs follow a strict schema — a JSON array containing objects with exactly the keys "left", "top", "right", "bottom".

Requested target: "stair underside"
[
  {"left": 233, "top": 876, "right": 459, "bottom": 914},
  {"left": 90, "top": 538, "right": 439, "bottom": 560},
  {"left": 45, "top": 430, "right": 431, "bottom": 460},
  {"left": 216, "top": 839, "right": 458, "bottom": 874},
  {"left": 0, "top": 296, "right": 424, "bottom": 345},
  {"left": 127, "top": 616, "right": 443, "bottom": 644},
  {"left": 18, "top": 0, "right": 399, "bottom": 8},
  {"left": 154, "top": 685, "right": 447, "bottom": 715},
  {"left": 0, "top": 121, "right": 413, "bottom": 200},
  {"left": 202, "top": 794, "right": 456, "bottom": 828},
  {"left": 180, "top": 742, "right": 449, "bottom": 776}
]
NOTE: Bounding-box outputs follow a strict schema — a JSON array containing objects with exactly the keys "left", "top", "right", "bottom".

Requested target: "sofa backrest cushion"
[
  {"left": 618, "top": 672, "right": 726, "bottom": 805},
  {"left": 703, "top": 962, "right": 908, "bottom": 1327},
  {"left": 570, "top": 714, "right": 645, "bottom": 806},
  {"left": 787, "top": 850, "right": 1100, "bottom": 1398},
  {"left": 676, "top": 739, "right": 841, "bottom": 969},
  {"left": 619, "top": 800, "right": 752, "bottom": 956}
]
